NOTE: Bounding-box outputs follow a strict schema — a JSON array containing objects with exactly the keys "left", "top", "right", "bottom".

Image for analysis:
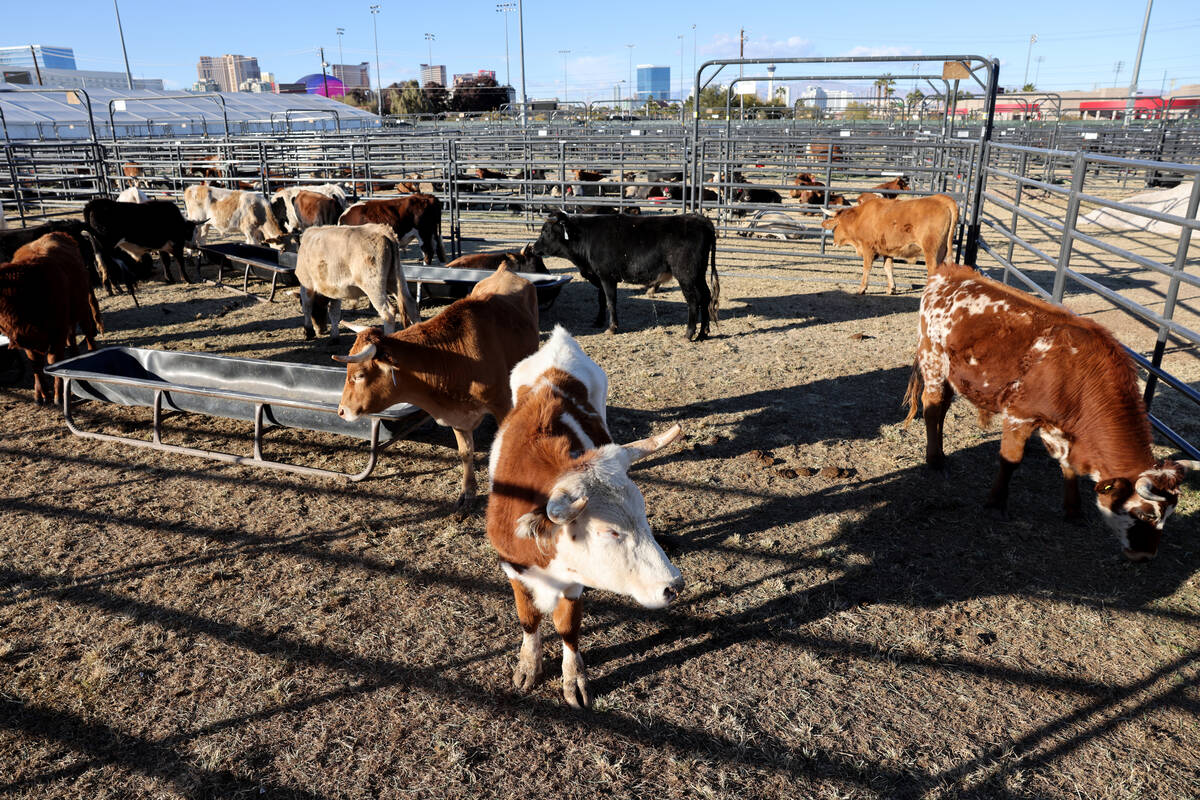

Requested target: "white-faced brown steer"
[
  {"left": 905, "top": 264, "right": 1196, "bottom": 560},
  {"left": 486, "top": 325, "right": 685, "bottom": 708},
  {"left": 334, "top": 260, "right": 539, "bottom": 514}
]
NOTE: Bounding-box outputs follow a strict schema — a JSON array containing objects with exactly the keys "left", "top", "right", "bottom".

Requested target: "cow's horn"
[
  {"left": 332, "top": 342, "right": 376, "bottom": 364},
  {"left": 1135, "top": 475, "right": 1166, "bottom": 502},
  {"left": 820, "top": 207, "right": 837, "bottom": 217},
  {"left": 622, "top": 424, "right": 684, "bottom": 463},
  {"left": 546, "top": 487, "right": 588, "bottom": 524}
]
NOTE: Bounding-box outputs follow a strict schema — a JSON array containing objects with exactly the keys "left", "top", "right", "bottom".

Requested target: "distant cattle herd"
[{"left": 0, "top": 157, "right": 1195, "bottom": 708}]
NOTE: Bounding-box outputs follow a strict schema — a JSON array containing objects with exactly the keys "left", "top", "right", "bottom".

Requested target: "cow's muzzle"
[{"left": 661, "top": 576, "right": 685, "bottom": 604}]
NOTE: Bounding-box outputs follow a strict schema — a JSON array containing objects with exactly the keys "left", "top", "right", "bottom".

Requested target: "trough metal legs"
[{"left": 60, "top": 378, "right": 411, "bottom": 481}]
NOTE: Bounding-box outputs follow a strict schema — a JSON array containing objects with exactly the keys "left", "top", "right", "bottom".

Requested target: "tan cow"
[
  {"left": 820, "top": 194, "right": 959, "bottom": 294},
  {"left": 334, "top": 260, "right": 539, "bottom": 513},
  {"left": 486, "top": 325, "right": 685, "bottom": 708},
  {"left": 183, "top": 184, "right": 284, "bottom": 246},
  {"left": 295, "top": 224, "right": 420, "bottom": 342}
]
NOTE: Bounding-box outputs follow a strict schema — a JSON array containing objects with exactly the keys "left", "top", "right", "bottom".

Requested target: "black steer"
[
  {"left": 731, "top": 187, "right": 783, "bottom": 216},
  {"left": 531, "top": 211, "right": 719, "bottom": 341},
  {"left": 84, "top": 199, "right": 198, "bottom": 290}
]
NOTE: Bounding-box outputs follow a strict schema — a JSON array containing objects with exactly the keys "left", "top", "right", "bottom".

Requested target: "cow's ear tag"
[
  {"left": 563, "top": 228, "right": 569, "bottom": 240},
  {"left": 1097, "top": 482, "right": 1114, "bottom": 494}
]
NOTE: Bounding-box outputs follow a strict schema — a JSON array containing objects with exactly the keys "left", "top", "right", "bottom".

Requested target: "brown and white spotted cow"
[
  {"left": 486, "top": 325, "right": 685, "bottom": 708},
  {"left": 905, "top": 264, "right": 1197, "bottom": 560}
]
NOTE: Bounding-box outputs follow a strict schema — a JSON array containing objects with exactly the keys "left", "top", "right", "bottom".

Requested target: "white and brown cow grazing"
[
  {"left": 820, "top": 193, "right": 959, "bottom": 295},
  {"left": 486, "top": 325, "right": 684, "bottom": 708},
  {"left": 338, "top": 194, "right": 447, "bottom": 265},
  {"left": 334, "top": 261, "right": 539, "bottom": 512},
  {"left": 905, "top": 264, "right": 1197, "bottom": 560},
  {"left": 183, "top": 184, "right": 284, "bottom": 246},
  {"left": 295, "top": 224, "right": 421, "bottom": 342}
]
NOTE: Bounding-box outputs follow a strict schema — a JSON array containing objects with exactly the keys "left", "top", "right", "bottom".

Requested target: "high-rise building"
[
  {"left": 802, "top": 86, "right": 827, "bottom": 109},
  {"left": 331, "top": 62, "right": 370, "bottom": 90},
  {"left": 825, "top": 89, "right": 856, "bottom": 112},
  {"left": 197, "top": 54, "right": 261, "bottom": 92},
  {"left": 0, "top": 45, "right": 77, "bottom": 71},
  {"left": 420, "top": 64, "right": 447, "bottom": 87},
  {"left": 635, "top": 65, "right": 671, "bottom": 101},
  {"left": 452, "top": 69, "right": 497, "bottom": 86}
]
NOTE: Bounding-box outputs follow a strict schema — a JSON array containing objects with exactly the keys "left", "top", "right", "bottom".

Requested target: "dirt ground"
[{"left": 2, "top": 212, "right": 1200, "bottom": 800}]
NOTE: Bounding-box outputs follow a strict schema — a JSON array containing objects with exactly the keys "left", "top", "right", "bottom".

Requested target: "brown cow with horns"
[{"left": 905, "top": 264, "right": 1196, "bottom": 560}]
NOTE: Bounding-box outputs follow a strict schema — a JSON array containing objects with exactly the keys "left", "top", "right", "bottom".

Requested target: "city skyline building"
[
  {"left": 0, "top": 45, "right": 77, "bottom": 72},
  {"left": 197, "top": 54, "right": 261, "bottom": 93},
  {"left": 635, "top": 64, "right": 671, "bottom": 101},
  {"left": 420, "top": 63, "right": 447, "bottom": 87},
  {"left": 330, "top": 62, "right": 370, "bottom": 90}
]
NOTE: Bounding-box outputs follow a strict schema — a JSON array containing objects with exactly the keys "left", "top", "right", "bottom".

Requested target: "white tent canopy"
[{"left": 0, "top": 84, "right": 380, "bottom": 140}]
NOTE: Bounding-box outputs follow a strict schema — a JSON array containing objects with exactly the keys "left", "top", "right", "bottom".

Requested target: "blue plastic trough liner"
[{"left": 44, "top": 347, "right": 429, "bottom": 481}]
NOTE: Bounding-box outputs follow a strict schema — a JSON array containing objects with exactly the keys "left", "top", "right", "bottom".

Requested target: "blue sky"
[{"left": 6, "top": 0, "right": 1200, "bottom": 100}]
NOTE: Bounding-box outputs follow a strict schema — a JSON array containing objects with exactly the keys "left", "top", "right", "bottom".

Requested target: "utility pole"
[
  {"left": 1035, "top": 55, "right": 1044, "bottom": 87},
  {"left": 1113, "top": 60, "right": 1124, "bottom": 87},
  {"left": 558, "top": 49, "right": 570, "bottom": 104},
  {"left": 336, "top": 28, "right": 344, "bottom": 76},
  {"left": 1126, "top": 0, "right": 1153, "bottom": 120},
  {"left": 1023, "top": 34, "right": 1037, "bottom": 86},
  {"left": 320, "top": 47, "right": 330, "bottom": 98},
  {"left": 29, "top": 45, "right": 43, "bottom": 86},
  {"left": 370, "top": 5, "right": 382, "bottom": 116},
  {"left": 496, "top": 3, "right": 514, "bottom": 89},
  {"left": 113, "top": 0, "right": 134, "bottom": 90}
]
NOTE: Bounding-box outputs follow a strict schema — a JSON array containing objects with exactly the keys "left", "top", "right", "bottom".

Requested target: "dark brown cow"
[
  {"left": 820, "top": 194, "right": 958, "bottom": 294},
  {"left": 445, "top": 244, "right": 547, "bottom": 273},
  {"left": 905, "top": 264, "right": 1197, "bottom": 560},
  {"left": 0, "top": 233, "right": 100, "bottom": 404},
  {"left": 338, "top": 194, "right": 447, "bottom": 264},
  {"left": 487, "top": 325, "right": 684, "bottom": 708},
  {"left": 790, "top": 173, "right": 852, "bottom": 212},
  {"left": 334, "top": 261, "right": 539, "bottom": 513}
]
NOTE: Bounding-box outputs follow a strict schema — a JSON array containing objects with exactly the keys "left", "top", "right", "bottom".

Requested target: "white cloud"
[{"left": 840, "top": 45, "right": 925, "bottom": 59}]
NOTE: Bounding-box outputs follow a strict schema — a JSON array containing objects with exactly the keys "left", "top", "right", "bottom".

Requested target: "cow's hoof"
[
  {"left": 888, "top": 287, "right": 899, "bottom": 295},
  {"left": 592, "top": 318, "right": 606, "bottom": 329},
  {"left": 303, "top": 328, "right": 315, "bottom": 341},
  {"left": 563, "top": 674, "right": 592, "bottom": 709},
  {"left": 604, "top": 327, "right": 617, "bottom": 336},
  {"left": 452, "top": 493, "right": 477, "bottom": 521},
  {"left": 855, "top": 287, "right": 868, "bottom": 296},
  {"left": 512, "top": 660, "right": 543, "bottom": 693}
]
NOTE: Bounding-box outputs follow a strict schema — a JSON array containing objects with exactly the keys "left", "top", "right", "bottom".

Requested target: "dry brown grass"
[{"left": 1, "top": 216, "right": 1198, "bottom": 799}]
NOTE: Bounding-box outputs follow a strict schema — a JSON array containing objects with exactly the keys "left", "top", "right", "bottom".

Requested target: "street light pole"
[
  {"left": 336, "top": 27, "right": 345, "bottom": 101},
  {"left": 558, "top": 49, "right": 570, "bottom": 104},
  {"left": 370, "top": 5, "right": 382, "bottom": 117},
  {"left": 1023, "top": 34, "right": 1038, "bottom": 86},
  {"left": 518, "top": 0, "right": 527, "bottom": 125},
  {"left": 113, "top": 0, "right": 134, "bottom": 90},
  {"left": 677, "top": 34, "right": 684, "bottom": 103},
  {"left": 496, "top": 3, "right": 514, "bottom": 89},
  {"left": 626, "top": 44, "right": 634, "bottom": 105},
  {"left": 425, "top": 32, "right": 436, "bottom": 76}
]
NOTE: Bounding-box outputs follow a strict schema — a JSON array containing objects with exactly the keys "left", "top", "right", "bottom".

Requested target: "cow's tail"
[
  {"left": 707, "top": 227, "right": 720, "bottom": 325},
  {"left": 946, "top": 200, "right": 960, "bottom": 267},
  {"left": 433, "top": 200, "right": 447, "bottom": 263},
  {"left": 87, "top": 287, "right": 105, "bottom": 334},
  {"left": 385, "top": 234, "right": 420, "bottom": 328},
  {"left": 902, "top": 357, "right": 922, "bottom": 427}
]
